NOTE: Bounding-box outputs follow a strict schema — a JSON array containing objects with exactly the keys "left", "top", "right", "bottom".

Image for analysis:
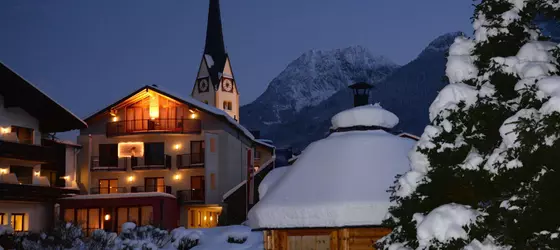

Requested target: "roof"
[
  {"left": 0, "top": 62, "right": 87, "bottom": 132},
  {"left": 204, "top": 0, "right": 228, "bottom": 89},
  {"left": 255, "top": 139, "right": 275, "bottom": 149},
  {"left": 348, "top": 82, "right": 374, "bottom": 89},
  {"left": 43, "top": 138, "right": 82, "bottom": 148},
  {"left": 83, "top": 85, "right": 272, "bottom": 149},
  {"left": 397, "top": 132, "right": 420, "bottom": 141},
  {"left": 248, "top": 130, "right": 414, "bottom": 229}
]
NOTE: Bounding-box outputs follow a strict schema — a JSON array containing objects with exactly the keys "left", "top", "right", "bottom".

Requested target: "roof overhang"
[
  {"left": 0, "top": 63, "right": 87, "bottom": 133},
  {"left": 251, "top": 224, "right": 386, "bottom": 231}
]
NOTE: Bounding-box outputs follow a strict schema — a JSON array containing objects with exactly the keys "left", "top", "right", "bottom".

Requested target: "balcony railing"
[
  {"left": 0, "top": 140, "right": 56, "bottom": 163},
  {"left": 90, "top": 156, "right": 127, "bottom": 171},
  {"left": 176, "top": 189, "right": 205, "bottom": 204},
  {"left": 106, "top": 118, "right": 202, "bottom": 137},
  {"left": 131, "top": 185, "right": 172, "bottom": 194},
  {"left": 90, "top": 187, "right": 127, "bottom": 194},
  {"left": 131, "top": 155, "right": 172, "bottom": 170},
  {"left": 176, "top": 153, "right": 205, "bottom": 169}
]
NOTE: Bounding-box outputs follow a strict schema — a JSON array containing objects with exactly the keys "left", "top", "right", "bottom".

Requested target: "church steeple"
[
  {"left": 192, "top": 0, "right": 240, "bottom": 122},
  {"left": 204, "top": 0, "right": 227, "bottom": 68}
]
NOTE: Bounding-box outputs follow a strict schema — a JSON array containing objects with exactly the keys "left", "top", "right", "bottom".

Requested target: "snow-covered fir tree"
[{"left": 378, "top": 0, "right": 560, "bottom": 249}]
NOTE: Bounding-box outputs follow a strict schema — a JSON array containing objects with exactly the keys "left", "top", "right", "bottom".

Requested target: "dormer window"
[{"left": 222, "top": 101, "right": 232, "bottom": 111}]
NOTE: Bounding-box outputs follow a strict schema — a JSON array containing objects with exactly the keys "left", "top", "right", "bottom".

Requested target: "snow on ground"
[
  {"left": 258, "top": 166, "right": 289, "bottom": 200},
  {"left": 331, "top": 103, "right": 399, "bottom": 129},
  {"left": 249, "top": 106, "right": 414, "bottom": 229},
  {"left": 174, "top": 225, "right": 263, "bottom": 250}
]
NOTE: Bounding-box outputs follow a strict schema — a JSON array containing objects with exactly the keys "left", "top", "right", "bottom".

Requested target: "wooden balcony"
[
  {"left": 176, "top": 189, "right": 205, "bottom": 204},
  {"left": 90, "top": 156, "right": 128, "bottom": 171},
  {"left": 131, "top": 155, "right": 172, "bottom": 170},
  {"left": 90, "top": 187, "right": 128, "bottom": 194},
  {"left": 0, "top": 140, "right": 56, "bottom": 163},
  {"left": 131, "top": 185, "right": 172, "bottom": 194},
  {"left": 176, "top": 153, "right": 205, "bottom": 169},
  {"left": 106, "top": 118, "right": 201, "bottom": 137}
]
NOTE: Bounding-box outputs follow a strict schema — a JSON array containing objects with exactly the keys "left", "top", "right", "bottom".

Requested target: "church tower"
[{"left": 191, "top": 0, "right": 240, "bottom": 121}]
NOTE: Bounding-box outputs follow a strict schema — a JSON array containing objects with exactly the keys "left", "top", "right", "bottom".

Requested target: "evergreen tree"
[{"left": 378, "top": 0, "right": 560, "bottom": 249}]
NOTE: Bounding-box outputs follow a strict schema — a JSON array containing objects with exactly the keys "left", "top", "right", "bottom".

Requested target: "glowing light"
[
  {"left": 204, "top": 216, "right": 207, "bottom": 221},
  {"left": 104, "top": 214, "right": 111, "bottom": 221},
  {"left": 0, "top": 127, "right": 11, "bottom": 134},
  {"left": 174, "top": 174, "right": 180, "bottom": 180},
  {"left": 61, "top": 176, "right": 70, "bottom": 180},
  {"left": 174, "top": 144, "right": 181, "bottom": 150},
  {"left": 34, "top": 171, "right": 40, "bottom": 177},
  {"left": 118, "top": 142, "right": 144, "bottom": 158},
  {"left": 190, "top": 113, "right": 197, "bottom": 119},
  {"left": 127, "top": 176, "right": 134, "bottom": 182},
  {"left": 112, "top": 117, "right": 118, "bottom": 122},
  {"left": 0, "top": 169, "right": 7, "bottom": 174},
  {"left": 149, "top": 95, "right": 159, "bottom": 119},
  {"left": 210, "top": 216, "right": 213, "bottom": 221}
]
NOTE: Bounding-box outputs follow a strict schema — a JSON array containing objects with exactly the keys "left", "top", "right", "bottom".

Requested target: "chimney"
[{"left": 348, "top": 82, "right": 374, "bottom": 107}]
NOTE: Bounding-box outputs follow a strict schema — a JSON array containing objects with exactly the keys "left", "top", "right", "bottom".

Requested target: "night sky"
[{"left": 0, "top": 0, "right": 474, "bottom": 121}]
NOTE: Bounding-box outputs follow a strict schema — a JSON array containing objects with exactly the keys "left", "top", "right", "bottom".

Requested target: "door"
[
  {"left": 145, "top": 177, "right": 165, "bottom": 192},
  {"left": 191, "top": 176, "right": 205, "bottom": 201},
  {"left": 99, "top": 179, "right": 118, "bottom": 194},
  {"left": 190, "top": 141, "right": 205, "bottom": 165}
]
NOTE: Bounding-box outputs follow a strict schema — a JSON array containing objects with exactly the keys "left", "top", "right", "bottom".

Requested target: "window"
[
  {"left": 222, "top": 101, "right": 232, "bottom": 111},
  {"left": 254, "top": 150, "right": 261, "bottom": 160},
  {"left": 0, "top": 213, "right": 5, "bottom": 225},
  {"left": 64, "top": 209, "right": 75, "bottom": 223},
  {"left": 99, "top": 144, "right": 118, "bottom": 167},
  {"left": 117, "top": 206, "right": 153, "bottom": 233},
  {"left": 99, "top": 179, "right": 119, "bottom": 194},
  {"left": 11, "top": 213, "right": 26, "bottom": 232},
  {"left": 191, "top": 176, "right": 205, "bottom": 200},
  {"left": 10, "top": 166, "right": 32, "bottom": 185},
  {"left": 11, "top": 126, "right": 33, "bottom": 144},
  {"left": 145, "top": 177, "right": 165, "bottom": 192},
  {"left": 210, "top": 138, "right": 216, "bottom": 153},
  {"left": 75, "top": 208, "right": 102, "bottom": 236},
  {"left": 144, "top": 142, "right": 164, "bottom": 165},
  {"left": 210, "top": 174, "right": 216, "bottom": 191},
  {"left": 190, "top": 141, "right": 205, "bottom": 164},
  {"left": 41, "top": 170, "right": 57, "bottom": 187}
]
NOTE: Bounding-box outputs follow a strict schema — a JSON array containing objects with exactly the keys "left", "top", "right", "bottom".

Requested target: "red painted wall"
[{"left": 58, "top": 196, "right": 178, "bottom": 230}]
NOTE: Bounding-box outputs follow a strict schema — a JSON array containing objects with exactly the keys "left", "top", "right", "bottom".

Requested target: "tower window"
[{"left": 222, "top": 101, "right": 232, "bottom": 111}]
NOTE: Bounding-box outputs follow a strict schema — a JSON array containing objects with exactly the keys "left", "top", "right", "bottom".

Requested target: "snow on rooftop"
[
  {"left": 248, "top": 129, "right": 414, "bottom": 229},
  {"left": 331, "top": 103, "right": 399, "bottom": 129},
  {"left": 258, "top": 166, "right": 289, "bottom": 200},
  {"left": 59, "top": 192, "right": 175, "bottom": 200},
  {"left": 255, "top": 139, "right": 275, "bottom": 148},
  {"left": 204, "top": 54, "right": 215, "bottom": 68}
]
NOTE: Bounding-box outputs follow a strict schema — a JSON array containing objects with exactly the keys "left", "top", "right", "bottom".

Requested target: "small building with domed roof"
[{"left": 247, "top": 85, "right": 415, "bottom": 249}]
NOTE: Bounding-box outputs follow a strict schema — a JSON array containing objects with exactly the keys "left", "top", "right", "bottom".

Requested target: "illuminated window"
[
  {"left": 11, "top": 213, "right": 25, "bottom": 232},
  {"left": 117, "top": 206, "right": 153, "bottom": 233},
  {"left": 76, "top": 208, "right": 102, "bottom": 236},
  {"left": 0, "top": 213, "right": 5, "bottom": 225},
  {"left": 11, "top": 126, "right": 33, "bottom": 144},
  {"left": 99, "top": 179, "right": 118, "bottom": 194},
  {"left": 64, "top": 209, "right": 75, "bottom": 223}
]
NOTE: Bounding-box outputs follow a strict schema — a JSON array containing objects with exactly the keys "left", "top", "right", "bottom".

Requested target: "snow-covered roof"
[
  {"left": 248, "top": 128, "right": 414, "bottom": 229},
  {"left": 59, "top": 192, "right": 175, "bottom": 200},
  {"left": 331, "top": 103, "right": 399, "bottom": 129},
  {"left": 255, "top": 139, "right": 275, "bottom": 149},
  {"left": 258, "top": 166, "right": 289, "bottom": 200}
]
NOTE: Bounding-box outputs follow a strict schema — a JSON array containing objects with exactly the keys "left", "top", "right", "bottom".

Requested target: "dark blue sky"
[{"left": 0, "top": 0, "right": 474, "bottom": 119}]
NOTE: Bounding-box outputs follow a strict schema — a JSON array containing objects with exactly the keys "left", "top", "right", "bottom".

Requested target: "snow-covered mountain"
[
  {"left": 241, "top": 32, "right": 463, "bottom": 151},
  {"left": 241, "top": 45, "right": 399, "bottom": 131}
]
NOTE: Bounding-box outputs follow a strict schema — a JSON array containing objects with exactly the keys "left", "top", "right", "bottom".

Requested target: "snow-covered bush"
[
  {"left": 116, "top": 223, "right": 172, "bottom": 250},
  {"left": 12, "top": 222, "right": 84, "bottom": 250},
  {"left": 170, "top": 227, "right": 199, "bottom": 250},
  {"left": 86, "top": 229, "right": 118, "bottom": 250}
]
